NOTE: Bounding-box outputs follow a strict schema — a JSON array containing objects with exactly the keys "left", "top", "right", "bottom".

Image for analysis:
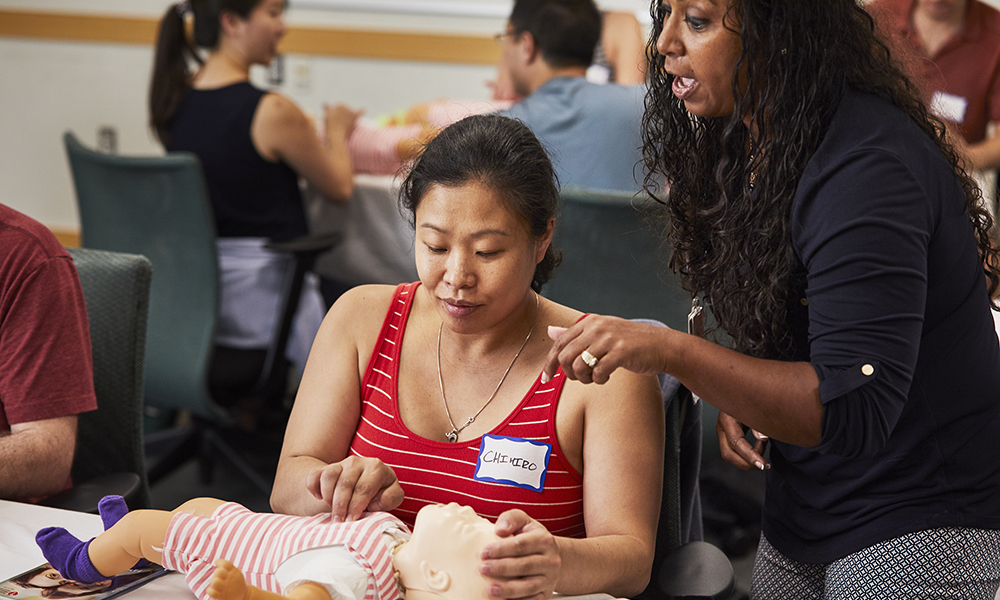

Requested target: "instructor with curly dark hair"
[{"left": 542, "top": 0, "right": 1000, "bottom": 597}]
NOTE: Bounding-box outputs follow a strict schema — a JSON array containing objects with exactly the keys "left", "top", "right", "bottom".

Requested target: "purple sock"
[
  {"left": 96, "top": 495, "right": 150, "bottom": 570},
  {"left": 35, "top": 527, "right": 106, "bottom": 583},
  {"left": 98, "top": 495, "right": 128, "bottom": 531}
]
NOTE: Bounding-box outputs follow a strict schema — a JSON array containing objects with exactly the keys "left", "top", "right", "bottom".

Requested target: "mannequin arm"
[{"left": 207, "top": 560, "right": 335, "bottom": 600}]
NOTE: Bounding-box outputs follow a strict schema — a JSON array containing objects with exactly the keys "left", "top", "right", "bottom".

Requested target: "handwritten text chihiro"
[{"left": 474, "top": 434, "right": 552, "bottom": 492}]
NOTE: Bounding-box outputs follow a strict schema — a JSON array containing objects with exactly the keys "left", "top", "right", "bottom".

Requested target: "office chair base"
[{"left": 658, "top": 541, "right": 736, "bottom": 600}]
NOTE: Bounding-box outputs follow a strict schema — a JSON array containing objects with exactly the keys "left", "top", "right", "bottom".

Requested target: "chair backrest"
[
  {"left": 67, "top": 247, "right": 152, "bottom": 509},
  {"left": 661, "top": 385, "right": 685, "bottom": 550},
  {"left": 542, "top": 187, "right": 691, "bottom": 332},
  {"left": 631, "top": 319, "right": 704, "bottom": 600},
  {"left": 64, "top": 131, "right": 222, "bottom": 420}
]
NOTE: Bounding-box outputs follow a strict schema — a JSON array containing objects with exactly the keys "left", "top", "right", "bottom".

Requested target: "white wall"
[
  {"left": 0, "top": 0, "right": 521, "bottom": 229},
  {"left": 1, "top": 0, "right": 997, "bottom": 229},
  {"left": 0, "top": 35, "right": 507, "bottom": 228}
]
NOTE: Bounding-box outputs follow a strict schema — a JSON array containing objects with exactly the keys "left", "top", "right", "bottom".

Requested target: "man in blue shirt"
[{"left": 497, "top": 0, "right": 646, "bottom": 193}]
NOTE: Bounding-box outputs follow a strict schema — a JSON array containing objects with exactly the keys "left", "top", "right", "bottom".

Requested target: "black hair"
[
  {"left": 148, "top": 0, "right": 265, "bottom": 145},
  {"left": 509, "top": 0, "right": 602, "bottom": 69},
  {"left": 641, "top": 0, "right": 999, "bottom": 359},
  {"left": 399, "top": 114, "right": 561, "bottom": 292}
]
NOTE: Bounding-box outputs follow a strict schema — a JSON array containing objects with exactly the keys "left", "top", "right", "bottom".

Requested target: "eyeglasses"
[{"left": 493, "top": 31, "right": 513, "bottom": 46}]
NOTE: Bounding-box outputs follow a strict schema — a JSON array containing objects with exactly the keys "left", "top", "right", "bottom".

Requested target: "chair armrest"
[
  {"left": 38, "top": 472, "right": 141, "bottom": 514},
  {"left": 658, "top": 541, "right": 735, "bottom": 600}
]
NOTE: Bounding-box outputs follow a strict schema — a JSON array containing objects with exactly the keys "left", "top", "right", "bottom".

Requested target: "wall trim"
[
  {"left": 51, "top": 227, "right": 81, "bottom": 249},
  {"left": 0, "top": 9, "right": 500, "bottom": 65}
]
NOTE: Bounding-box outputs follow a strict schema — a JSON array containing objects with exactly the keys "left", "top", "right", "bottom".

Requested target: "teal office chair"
[
  {"left": 41, "top": 248, "right": 152, "bottom": 512},
  {"left": 540, "top": 188, "right": 732, "bottom": 598},
  {"left": 541, "top": 187, "right": 691, "bottom": 331},
  {"left": 64, "top": 131, "right": 337, "bottom": 495}
]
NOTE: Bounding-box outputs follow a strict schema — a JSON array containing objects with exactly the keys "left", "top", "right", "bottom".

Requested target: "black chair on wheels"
[
  {"left": 540, "top": 187, "right": 734, "bottom": 599},
  {"left": 41, "top": 248, "right": 152, "bottom": 512},
  {"left": 631, "top": 338, "right": 734, "bottom": 600},
  {"left": 63, "top": 131, "right": 339, "bottom": 496}
]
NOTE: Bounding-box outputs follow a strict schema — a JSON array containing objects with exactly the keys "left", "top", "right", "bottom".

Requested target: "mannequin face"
[{"left": 393, "top": 504, "right": 500, "bottom": 600}]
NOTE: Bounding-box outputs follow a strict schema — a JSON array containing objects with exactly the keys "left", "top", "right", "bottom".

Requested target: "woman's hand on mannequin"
[
  {"left": 717, "top": 411, "right": 770, "bottom": 471},
  {"left": 481, "top": 510, "right": 560, "bottom": 599},
  {"left": 305, "top": 456, "right": 404, "bottom": 522},
  {"left": 541, "top": 315, "right": 671, "bottom": 384}
]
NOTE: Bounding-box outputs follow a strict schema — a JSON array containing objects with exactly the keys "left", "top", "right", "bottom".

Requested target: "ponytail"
[
  {"left": 148, "top": 0, "right": 263, "bottom": 145},
  {"left": 149, "top": 2, "right": 202, "bottom": 146}
]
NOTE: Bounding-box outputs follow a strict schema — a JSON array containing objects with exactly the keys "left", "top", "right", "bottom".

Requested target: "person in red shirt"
[
  {"left": 271, "top": 114, "right": 664, "bottom": 600},
  {"left": 869, "top": 0, "right": 1000, "bottom": 172}
]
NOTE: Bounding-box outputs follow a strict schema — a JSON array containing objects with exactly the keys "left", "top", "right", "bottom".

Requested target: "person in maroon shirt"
[
  {"left": 0, "top": 204, "right": 97, "bottom": 501},
  {"left": 869, "top": 0, "right": 1000, "bottom": 172}
]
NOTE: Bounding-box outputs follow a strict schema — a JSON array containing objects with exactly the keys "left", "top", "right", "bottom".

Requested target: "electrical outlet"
[
  {"left": 292, "top": 59, "right": 313, "bottom": 94},
  {"left": 97, "top": 126, "right": 117, "bottom": 154},
  {"left": 267, "top": 54, "right": 285, "bottom": 87}
]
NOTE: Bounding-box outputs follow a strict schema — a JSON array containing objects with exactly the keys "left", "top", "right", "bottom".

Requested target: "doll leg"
[
  {"left": 35, "top": 527, "right": 106, "bottom": 583},
  {"left": 36, "top": 495, "right": 144, "bottom": 582},
  {"left": 37, "top": 498, "right": 228, "bottom": 584},
  {"left": 98, "top": 495, "right": 152, "bottom": 569},
  {"left": 37, "top": 508, "right": 176, "bottom": 583},
  {"left": 171, "top": 497, "right": 228, "bottom": 518},
  {"left": 98, "top": 495, "right": 129, "bottom": 530},
  {"left": 207, "top": 560, "right": 334, "bottom": 600},
  {"left": 88, "top": 509, "right": 175, "bottom": 574}
]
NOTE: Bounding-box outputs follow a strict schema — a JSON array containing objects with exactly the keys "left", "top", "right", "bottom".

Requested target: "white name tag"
[
  {"left": 474, "top": 435, "right": 551, "bottom": 493},
  {"left": 930, "top": 91, "right": 968, "bottom": 125}
]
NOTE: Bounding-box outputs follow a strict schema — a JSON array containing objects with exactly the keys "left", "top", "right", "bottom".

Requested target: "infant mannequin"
[
  {"left": 393, "top": 502, "right": 500, "bottom": 600},
  {"left": 35, "top": 496, "right": 500, "bottom": 600}
]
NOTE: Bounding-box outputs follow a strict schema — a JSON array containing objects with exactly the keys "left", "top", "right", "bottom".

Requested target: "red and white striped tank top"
[{"left": 350, "top": 282, "right": 586, "bottom": 538}]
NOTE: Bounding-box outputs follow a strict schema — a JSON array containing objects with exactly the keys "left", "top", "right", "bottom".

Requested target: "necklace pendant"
[{"left": 445, "top": 429, "right": 459, "bottom": 443}]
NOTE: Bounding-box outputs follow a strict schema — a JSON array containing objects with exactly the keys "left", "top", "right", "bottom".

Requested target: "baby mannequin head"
[{"left": 394, "top": 503, "right": 500, "bottom": 600}]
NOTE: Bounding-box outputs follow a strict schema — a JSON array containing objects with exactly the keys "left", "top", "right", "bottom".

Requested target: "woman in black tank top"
[{"left": 149, "top": 0, "right": 359, "bottom": 216}]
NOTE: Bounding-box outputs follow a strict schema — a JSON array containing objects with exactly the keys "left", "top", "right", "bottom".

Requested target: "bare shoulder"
[
  {"left": 304, "top": 284, "right": 401, "bottom": 386},
  {"left": 252, "top": 92, "right": 314, "bottom": 161},
  {"left": 257, "top": 92, "right": 307, "bottom": 127},
  {"left": 540, "top": 296, "right": 586, "bottom": 329},
  {"left": 324, "top": 284, "right": 398, "bottom": 336}
]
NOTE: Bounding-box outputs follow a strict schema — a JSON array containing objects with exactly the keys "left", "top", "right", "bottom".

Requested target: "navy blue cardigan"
[{"left": 763, "top": 87, "right": 1000, "bottom": 563}]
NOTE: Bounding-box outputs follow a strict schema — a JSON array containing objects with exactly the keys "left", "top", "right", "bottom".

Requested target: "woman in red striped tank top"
[{"left": 272, "top": 113, "right": 664, "bottom": 600}]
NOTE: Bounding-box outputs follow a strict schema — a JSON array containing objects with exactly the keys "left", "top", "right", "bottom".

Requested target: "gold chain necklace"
[{"left": 436, "top": 292, "right": 539, "bottom": 443}]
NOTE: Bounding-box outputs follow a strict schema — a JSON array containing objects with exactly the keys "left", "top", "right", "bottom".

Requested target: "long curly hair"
[{"left": 641, "top": 0, "right": 1000, "bottom": 359}]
